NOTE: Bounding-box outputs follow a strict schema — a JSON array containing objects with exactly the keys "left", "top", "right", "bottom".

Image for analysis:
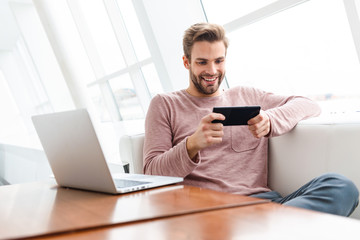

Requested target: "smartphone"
[{"left": 212, "top": 106, "right": 261, "bottom": 126}]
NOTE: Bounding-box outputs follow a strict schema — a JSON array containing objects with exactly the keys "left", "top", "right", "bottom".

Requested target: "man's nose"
[{"left": 205, "top": 62, "right": 217, "bottom": 75}]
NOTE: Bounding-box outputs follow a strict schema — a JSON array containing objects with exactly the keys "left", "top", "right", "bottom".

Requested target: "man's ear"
[{"left": 183, "top": 55, "right": 190, "bottom": 70}]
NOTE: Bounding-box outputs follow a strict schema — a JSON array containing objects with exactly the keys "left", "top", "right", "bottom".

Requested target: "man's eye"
[
  {"left": 216, "top": 59, "right": 224, "bottom": 64},
  {"left": 197, "top": 61, "right": 206, "bottom": 65}
]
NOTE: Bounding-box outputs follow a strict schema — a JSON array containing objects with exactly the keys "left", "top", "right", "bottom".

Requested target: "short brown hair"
[{"left": 183, "top": 23, "right": 229, "bottom": 61}]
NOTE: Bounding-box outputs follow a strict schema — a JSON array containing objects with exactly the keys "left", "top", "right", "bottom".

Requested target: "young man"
[{"left": 143, "top": 23, "right": 358, "bottom": 216}]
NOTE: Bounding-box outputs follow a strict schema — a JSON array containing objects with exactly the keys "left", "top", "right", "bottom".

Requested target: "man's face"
[{"left": 183, "top": 40, "right": 226, "bottom": 97}]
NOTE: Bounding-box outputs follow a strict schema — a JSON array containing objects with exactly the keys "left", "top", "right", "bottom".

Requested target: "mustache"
[{"left": 200, "top": 73, "right": 221, "bottom": 78}]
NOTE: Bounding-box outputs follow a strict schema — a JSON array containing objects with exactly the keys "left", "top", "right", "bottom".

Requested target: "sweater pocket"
[{"left": 231, "top": 126, "right": 261, "bottom": 153}]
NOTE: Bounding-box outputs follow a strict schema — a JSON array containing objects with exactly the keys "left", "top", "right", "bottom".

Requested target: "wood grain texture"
[
  {"left": 33, "top": 202, "right": 360, "bottom": 240},
  {"left": 0, "top": 181, "right": 266, "bottom": 239}
]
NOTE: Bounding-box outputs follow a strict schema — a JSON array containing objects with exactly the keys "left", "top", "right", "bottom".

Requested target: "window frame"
[{"left": 67, "top": 0, "right": 155, "bottom": 122}]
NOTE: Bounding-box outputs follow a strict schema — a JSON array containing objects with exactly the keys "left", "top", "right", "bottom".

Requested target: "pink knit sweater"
[{"left": 143, "top": 86, "right": 321, "bottom": 195}]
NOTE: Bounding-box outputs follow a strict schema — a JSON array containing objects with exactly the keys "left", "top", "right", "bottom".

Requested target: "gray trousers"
[{"left": 251, "top": 173, "right": 359, "bottom": 217}]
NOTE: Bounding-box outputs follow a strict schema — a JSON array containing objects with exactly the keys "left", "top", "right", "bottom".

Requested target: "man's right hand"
[{"left": 186, "top": 113, "right": 225, "bottom": 160}]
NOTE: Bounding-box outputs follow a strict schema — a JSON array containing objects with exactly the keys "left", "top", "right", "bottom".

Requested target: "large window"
[
  {"left": 0, "top": 70, "right": 25, "bottom": 143},
  {"left": 67, "top": 0, "right": 163, "bottom": 122},
  {"left": 202, "top": 0, "right": 360, "bottom": 114},
  {"left": 0, "top": 0, "right": 166, "bottom": 163},
  {"left": 0, "top": 2, "right": 70, "bottom": 146}
]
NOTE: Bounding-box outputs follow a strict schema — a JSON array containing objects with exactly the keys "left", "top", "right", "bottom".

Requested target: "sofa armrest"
[
  {"left": 119, "top": 134, "right": 145, "bottom": 174},
  {"left": 268, "top": 123, "right": 360, "bottom": 219}
]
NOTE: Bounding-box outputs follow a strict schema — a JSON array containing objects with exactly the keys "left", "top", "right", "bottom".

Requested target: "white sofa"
[{"left": 120, "top": 121, "right": 360, "bottom": 219}]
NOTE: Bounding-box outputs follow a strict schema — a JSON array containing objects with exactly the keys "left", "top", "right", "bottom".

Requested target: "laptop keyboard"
[{"left": 114, "top": 179, "right": 151, "bottom": 188}]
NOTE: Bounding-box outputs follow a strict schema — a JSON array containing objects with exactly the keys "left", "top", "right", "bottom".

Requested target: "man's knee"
[
  {"left": 315, "top": 173, "right": 358, "bottom": 197},
  {"left": 315, "top": 173, "right": 359, "bottom": 216}
]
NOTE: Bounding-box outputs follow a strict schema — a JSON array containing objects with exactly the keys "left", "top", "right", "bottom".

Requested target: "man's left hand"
[{"left": 247, "top": 110, "right": 270, "bottom": 138}]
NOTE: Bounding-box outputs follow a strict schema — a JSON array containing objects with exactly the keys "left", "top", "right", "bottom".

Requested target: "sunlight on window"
[
  {"left": 141, "top": 63, "right": 163, "bottom": 97},
  {"left": 202, "top": 0, "right": 277, "bottom": 24},
  {"left": 88, "top": 85, "right": 112, "bottom": 122},
  {"left": 0, "top": 70, "right": 26, "bottom": 140},
  {"left": 15, "top": 38, "right": 52, "bottom": 114},
  {"left": 76, "top": 0, "right": 126, "bottom": 76},
  {"left": 203, "top": 0, "right": 360, "bottom": 112},
  {"left": 116, "top": 0, "right": 151, "bottom": 61},
  {"left": 108, "top": 74, "right": 144, "bottom": 120},
  {"left": 74, "top": 0, "right": 156, "bottom": 122}
]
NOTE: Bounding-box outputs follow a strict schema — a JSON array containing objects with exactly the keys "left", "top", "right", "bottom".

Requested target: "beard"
[{"left": 189, "top": 68, "right": 224, "bottom": 96}]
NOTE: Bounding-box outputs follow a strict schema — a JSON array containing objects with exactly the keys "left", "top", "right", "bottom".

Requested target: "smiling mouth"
[{"left": 201, "top": 76, "right": 218, "bottom": 83}]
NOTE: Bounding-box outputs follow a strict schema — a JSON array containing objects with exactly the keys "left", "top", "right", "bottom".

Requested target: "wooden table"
[
  {"left": 0, "top": 181, "right": 267, "bottom": 240},
  {"left": 33, "top": 202, "right": 360, "bottom": 240}
]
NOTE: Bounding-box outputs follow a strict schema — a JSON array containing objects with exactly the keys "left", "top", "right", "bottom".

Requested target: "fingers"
[
  {"left": 194, "top": 113, "right": 225, "bottom": 147},
  {"left": 247, "top": 110, "right": 263, "bottom": 125},
  {"left": 199, "top": 113, "right": 224, "bottom": 131},
  {"left": 249, "top": 123, "right": 269, "bottom": 138},
  {"left": 248, "top": 111, "right": 270, "bottom": 138},
  {"left": 188, "top": 114, "right": 224, "bottom": 154},
  {"left": 204, "top": 112, "right": 225, "bottom": 123},
  {"left": 200, "top": 113, "right": 224, "bottom": 137}
]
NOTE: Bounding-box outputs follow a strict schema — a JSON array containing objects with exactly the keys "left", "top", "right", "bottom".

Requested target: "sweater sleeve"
[
  {"left": 143, "top": 94, "right": 200, "bottom": 177},
  {"left": 259, "top": 90, "right": 321, "bottom": 137}
]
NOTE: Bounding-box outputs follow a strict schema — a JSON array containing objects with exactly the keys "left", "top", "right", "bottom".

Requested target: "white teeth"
[{"left": 203, "top": 77, "right": 217, "bottom": 82}]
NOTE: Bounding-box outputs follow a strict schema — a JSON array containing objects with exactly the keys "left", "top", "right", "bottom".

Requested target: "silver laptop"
[{"left": 31, "top": 109, "right": 183, "bottom": 194}]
